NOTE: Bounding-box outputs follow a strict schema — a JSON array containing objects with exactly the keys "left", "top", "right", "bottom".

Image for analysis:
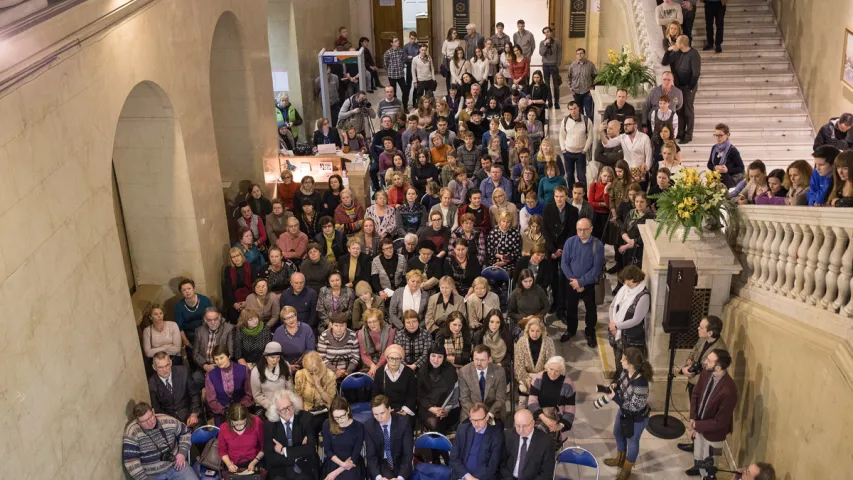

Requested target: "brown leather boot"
[
  {"left": 603, "top": 450, "right": 625, "bottom": 468},
  {"left": 616, "top": 460, "right": 635, "bottom": 480}
]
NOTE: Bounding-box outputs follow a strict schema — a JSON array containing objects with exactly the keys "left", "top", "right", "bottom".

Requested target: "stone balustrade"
[{"left": 732, "top": 206, "right": 853, "bottom": 326}]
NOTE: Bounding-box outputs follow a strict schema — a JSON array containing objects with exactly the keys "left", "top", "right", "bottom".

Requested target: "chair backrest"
[
  {"left": 555, "top": 446, "right": 599, "bottom": 480},
  {"left": 413, "top": 432, "right": 453, "bottom": 452},
  {"left": 481, "top": 266, "right": 510, "bottom": 283},
  {"left": 340, "top": 372, "right": 374, "bottom": 393},
  {"left": 190, "top": 425, "right": 219, "bottom": 445},
  {"left": 393, "top": 237, "right": 406, "bottom": 252}
]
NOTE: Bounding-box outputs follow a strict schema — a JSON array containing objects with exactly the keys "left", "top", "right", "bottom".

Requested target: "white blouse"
[
  {"left": 442, "top": 40, "right": 461, "bottom": 60},
  {"left": 470, "top": 59, "right": 490, "bottom": 82}
]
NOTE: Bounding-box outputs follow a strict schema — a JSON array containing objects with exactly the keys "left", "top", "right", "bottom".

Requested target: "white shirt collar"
[{"left": 159, "top": 373, "right": 172, "bottom": 385}]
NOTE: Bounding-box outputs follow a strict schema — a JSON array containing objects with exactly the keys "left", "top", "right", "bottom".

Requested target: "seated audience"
[
  {"left": 334, "top": 188, "right": 365, "bottom": 234},
  {"left": 250, "top": 342, "right": 293, "bottom": 411},
  {"left": 234, "top": 227, "right": 267, "bottom": 271},
  {"left": 372, "top": 344, "right": 418, "bottom": 419},
  {"left": 237, "top": 202, "right": 268, "bottom": 251},
  {"left": 264, "top": 247, "right": 292, "bottom": 294},
  {"left": 486, "top": 210, "right": 522, "bottom": 276},
  {"left": 366, "top": 190, "right": 397, "bottom": 240},
  {"left": 515, "top": 318, "right": 555, "bottom": 404},
  {"left": 399, "top": 232, "right": 419, "bottom": 262},
  {"left": 448, "top": 214, "right": 488, "bottom": 267},
  {"left": 244, "top": 278, "right": 281, "bottom": 329},
  {"left": 489, "top": 187, "right": 519, "bottom": 228},
  {"left": 500, "top": 408, "right": 556, "bottom": 480},
  {"left": 528, "top": 356, "right": 576, "bottom": 448},
  {"left": 315, "top": 216, "right": 347, "bottom": 263},
  {"left": 142, "top": 304, "right": 182, "bottom": 371},
  {"left": 538, "top": 161, "right": 567, "bottom": 204},
  {"left": 294, "top": 176, "right": 322, "bottom": 215},
  {"left": 265, "top": 200, "right": 292, "bottom": 247},
  {"left": 272, "top": 306, "right": 316, "bottom": 369},
  {"left": 312, "top": 117, "right": 343, "bottom": 148},
  {"left": 321, "top": 397, "right": 366, "bottom": 480},
  {"left": 276, "top": 170, "right": 299, "bottom": 211},
  {"left": 435, "top": 311, "right": 474, "bottom": 368},
  {"left": 395, "top": 186, "right": 427, "bottom": 236},
  {"left": 474, "top": 309, "right": 515, "bottom": 374},
  {"left": 277, "top": 217, "right": 308, "bottom": 262},
  {"left": 317, "top": 312, "right": 360, "bottom": 381},
  {"left": 279, "top": 272, "right": 318, "bottom": 330},
  {"left": 122, "top": 402, "right": 192, "bottom": 480},
  {"left": 418, "top": 210, "right": 452, "bottom": 254},
  {"left": 297, "top": 199, "right": 321, "bottom": 240},
  {"left": 406, "top": 239, "right": 445, "bottom": 293},
  {"left": 316, "top": 272, "right": 356, "bottom": 333},
  {"left": 148, "top": 352, "right": 200, "bottom": 426},
  {"left": 445, "top": 239, "right": 482, "bottom": 295},
  {"left": 465, "top": 276, "right": 501, "bottom": 331},
  {"left": 449, "top": 402, "right": 503, "bottom": 480},
  {"left": 352, "top": 281, "right": 384, "bottom": 331},
  {"left": 364, "top": 395, "right": 414, "bottom": 480},
  {"left": 426, "top": 276, "right": 467, "bottom": 335},
  {"left": 205, "top": 345, "right": 254, "bottom": 425},
  {"left": 430, "top": 187, "right": 461, "bottom": 231},
  {"left": 371, "top": 238, "right": 407, "bottom": 295},
  {"left": 389, "top": 269, "right": 429, "bottom": 330},
  {"left": 521, "top": 212, "right": 545, "bottom": 255},
  {"left": 458, "top": 345, "right": 507, "bottom": 425},
  {"left": 514, "top": 244, "right": 553, "bottom": 289},
  {"left": 337, "top": 237, "right": 372, "bottom": 289},
  {"left": 174, "top": 278, "right": 213, "bottom": 362},
  {"left": 417, "top": 344, "right": 461, "bottom": 462},
  {"left": 233, "top": 308, "right": 274, "bottom": 367},
  {"left": 300, "top": 242, "right": 333, "bottom": 294},
  {"left": 341, "top": 124, "right": 368, "bottom": 154},
  {"left": 246, "top": 183, "right": 273, "bottom": 227},
  {"left": 218, "top": 404, "right": 265, "bottom": 478},
  {"left": 784, "top": 160, "right": 812, "bottom": 206},
  {"left": 323, "top": 176, "right": 344, "bottom": 217},
  {"left": 192, "top": 307, "right": 235, "bottom": 384},
  {"left": 294, "top": 351, "right": 337, "bottom": 434},
  {"left": 457, "top": 190, "right": 491, "bottom": 234},
  {"left": 264, "top": 390, "right": 319, "bottom": 480},
  {"left": 394, "top": 311, "right": 432, "bottom": 370},
  {"left": 223, "top": 247, "right": 261, "bottom": 322},
  {"left": 358, "top": 307, "right": 396, "bottom": 378},
  {"left": 508, "top": 269, "right": 550, "bottom": 326}
]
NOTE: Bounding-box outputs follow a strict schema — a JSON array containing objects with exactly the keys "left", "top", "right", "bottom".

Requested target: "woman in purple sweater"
[
  {"left": 205, "top": 345, "right": 254, "bottom": 426},
  {"left": 753, "top": 169, "right": 789, "bottom": 205}
]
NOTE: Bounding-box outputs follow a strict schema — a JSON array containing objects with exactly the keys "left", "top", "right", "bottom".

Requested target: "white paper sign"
[{"left": 272, "top": 71, "right": 289, "bottom": 92}]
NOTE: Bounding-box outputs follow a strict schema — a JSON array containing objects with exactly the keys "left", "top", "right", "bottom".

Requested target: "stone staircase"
[{"left": 678, "top": 0, "right": 814, "bottom": 171}]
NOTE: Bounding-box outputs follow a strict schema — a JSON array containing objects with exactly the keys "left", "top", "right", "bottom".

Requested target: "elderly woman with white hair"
[
  {"left": 527, "top": 356, "right": 577, "bottom": 448},
  {"left": 398, "top": 232, "right": 419, "bottom": 262}
]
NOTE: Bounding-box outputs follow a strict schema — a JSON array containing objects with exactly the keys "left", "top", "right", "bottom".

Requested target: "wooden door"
[{"left": 373, "top": 0, "right": 404, "bottom": 68}]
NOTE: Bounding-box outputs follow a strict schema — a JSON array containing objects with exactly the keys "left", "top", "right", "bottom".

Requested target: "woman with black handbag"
[{"left": 600, "top": 347, "right": 654, "bottom": 480}]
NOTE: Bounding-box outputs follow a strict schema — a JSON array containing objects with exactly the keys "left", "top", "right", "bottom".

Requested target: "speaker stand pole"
[{"left": 647, "top": 334, "right": 686, "bottom": 439}]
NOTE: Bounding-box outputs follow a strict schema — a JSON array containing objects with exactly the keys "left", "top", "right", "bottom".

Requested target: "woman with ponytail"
[{"left": 601, "top": 347, "right": 654, "bottom": 480}]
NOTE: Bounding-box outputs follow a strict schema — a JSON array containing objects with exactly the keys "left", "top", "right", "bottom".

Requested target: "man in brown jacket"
[{"left": 687, "top": 349, "right": 737, "bottom": 479}]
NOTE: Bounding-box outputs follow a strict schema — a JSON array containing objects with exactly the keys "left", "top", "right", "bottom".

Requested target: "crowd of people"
[{"left": 121, "top": 12, "right": 811, "bottom": 480}]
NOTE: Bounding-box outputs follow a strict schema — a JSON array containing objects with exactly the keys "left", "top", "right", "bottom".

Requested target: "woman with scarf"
[
  {"left": 316, "top": 271, "right": 356, "bottom": 333},
  {"left": 371, "top": 343, "right": 417, "bottom": 424},
  {"left": 357, "top": 307, "right": 396, "bottom": 378},
  {"left": 444, "top": 238, "right": 482, "bottom": 296},
  {"left": 394, "top": 186, "right": 426, "bottom": 237},
  {"left": 250, "top": 341, "right": 293, "bottom": 411},
  {"left": 294, "top": 176, "right": 322, "bottom": 214},
  {"left": 464, "top": 277, "right": 501, "bottom": 332},
  {"left": 425, "top": 276, "right": 467, "bottom": 335},
  {"left": 365, "top": 190, "right": 397, "bottom": 240},
  {"left": 236, "top": 202, "right": 268, "bottom": 251},
  {"left": 486, "top": 134, "right": 509, "bottom": 171},
  {"left": 508, "top": 269, "right": 549, "bottom": 327},
  {"left": 233, "top": 227, "right": 266, "bottom": 272},
  {"left": 333, "top": 188, "right": 365, "bottom": 234},
  {"left": 233, "top": 307, "right": 274, "bottom": 367},
  {"left": 435, "top": 311, "right": 473, "bottom": 369},
  {"left": 275, "top": 170, "right": 300, "bottom": 211},
  {"left": 370, "top": 238, "right": 407, "bottom": 295},
  {"left": 243, "top": 278, "right": 281, "bottom": 329},
  {"left": 473, "top": 309, "right": 514, "bottom": 375},
  {"left": 489, "top": 187, "right": 518, "bottom": 228},
  {"left": 245, "top": 184, "right": 272, "bottom": 225},
  {"left": 223, "top": 247, "right": 261, "bottom": 323},
  {"left": 486, "top": 211, "right": 522, "bottom": 276},
  {"left": 706, "top": 123, "right": 745, "bottom": 188},
  {"left": 394, "top": 310, "right": 433, "bottom": 370},
  {"left": 388, "top": 270, "right": 429, "bottom": 330},
  {"left": 608, "top": 265, "right": 650, "bottom": 380},
  {"left": 589, "top": 167, "right": 614, "bottom": 241},
  {"left": 265, "top": 200, "right": 293, "bottom": 247},
  {"left": 618, "top": 192, "right": 655, "bottom": 268},
  {"left": 296, "top": 201, "right": 321, "bottom": 241},
  {"left": 205, "top": 344, "right": 254, "bottom": 426},
  {"left": 515, "top": 318, "right": 555, "bottom": 406},
  {"left": 341, "top": 124, "right": 367, "bottom": 154},
  {"left": 417, "top": 343, "right": 460, "bottom": 464}
]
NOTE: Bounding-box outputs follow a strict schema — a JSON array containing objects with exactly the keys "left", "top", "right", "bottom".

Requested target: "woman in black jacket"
[
  {"left": 410, "top": 151, "right": 440, "bottom": 196},
  {"left": 706, "top": 123, "right": 744, "bottom": 188},
  {"left": 312, "top": 117, "right": 343, "bottom": 148},
  {"left": 372, "top": 344, "right": 417, "bottom": 423},
  {"left": 222, "top": 248, "right": 261, "bottom": 323},
  {"left": 525, "top": 70, "right": 552, "bottom": 123},
  {"left": 417, "top": 343, "right": 460, "bottom": 464},
  {"left": 444, "top": 239, "right": 482, "bottom": 296},
  {"left": 336, "top": 237, "right": 373, "bottom": 289},
  {"left": 434, "top": 311, "right": 473, "bottom": 369},
  {"left": 618, "top": 192, "right": 656, "bottom": 268},
  {"left": 245, "top": 184, "right": 272, "bottom": 223}
]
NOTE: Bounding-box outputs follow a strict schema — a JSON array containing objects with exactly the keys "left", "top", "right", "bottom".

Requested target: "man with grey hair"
[
  {"left": 191, "top": 306, "right": 234, "bottom": 387},
  {"left": 399, "top": 232, "right": 419, "bottom": 262},
  {"left": 560, "top": 217, "right": 605, "bottom": 346},
  {"left": 464, "top": 23, "right": 485, "bottom": 60},
  {"left": 642, "top": 71, "right": 683, "bottom": 134},
  {"left": 279, "top": 272, "right": 318, "bottom": 330},
  {"left": 501, "top": 408, "right": 555, "bottom": 480},
  {"left": 264, "top": 390, "right": 317, "bottom": 480},
  {"left": 122, "top": 402, "right": 195, "bottom": 480}
]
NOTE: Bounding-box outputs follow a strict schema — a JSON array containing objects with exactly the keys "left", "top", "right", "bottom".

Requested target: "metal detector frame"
[{"left": 317, "top": 48, "right": 368, "bottom": 120}]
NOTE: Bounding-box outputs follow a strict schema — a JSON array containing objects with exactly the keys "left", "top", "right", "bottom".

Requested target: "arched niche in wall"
[{"left": 111, "top": 81, "right": 205, "bottom": 290}]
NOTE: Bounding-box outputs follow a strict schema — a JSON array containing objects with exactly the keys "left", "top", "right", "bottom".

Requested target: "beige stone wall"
[
  {"left": 597, "top": 0, "right": 632, "bottom": 68},
  {"left": 770, "top": 0, "right": 853, "bottom": 127},
  {"left": 722, "top": 297, "right": 853, "bottom": 478},
  {"left": 0, "top": 0, "right": 277, "bottom": 477}
]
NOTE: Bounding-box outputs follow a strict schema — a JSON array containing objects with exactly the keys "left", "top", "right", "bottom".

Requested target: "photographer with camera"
[
  {"left": 675, "top": 315, "right": 727, "bottom": 454},
  {"left": 598, "top": 347, "right": 653, "bottom": 480},
  {"left": 122, "top": 402, "right": 196, "bottom": 480},
  {"left": 338, "top": 90, "right": 376, "bottom": 141},
  {"left": 736, "top": 462, "right": 776, "bottom": 480},
  {"left": 687, "top": 349, "right": 738, "bottom": 480}
]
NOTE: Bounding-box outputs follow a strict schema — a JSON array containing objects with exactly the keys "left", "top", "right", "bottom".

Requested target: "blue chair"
[
  {"left": 554, "top": 446, "right": 599, "bottom": 480},
  {"left": 340, "top": 372, "right": 374, "bottom": 423},
  {"left": 412, "top": 432, "right": 453, "bottom": 480},
  {"left": 481, "top": 266, "right": 512, "bottom": 308},
  {"left": 190, "top": 425, "right": 221, "bottom": 479}
]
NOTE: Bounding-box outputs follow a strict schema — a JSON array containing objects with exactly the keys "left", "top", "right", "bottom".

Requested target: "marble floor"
[{"left": 363, "top": 72, "right": 735, "bottom": 479}]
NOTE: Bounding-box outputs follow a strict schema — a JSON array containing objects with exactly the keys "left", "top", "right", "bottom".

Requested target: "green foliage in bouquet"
[
  {"left": 594, "top": 45, "right": 656, "bottom": 97},
  {"left": 650, "top": 168, "right": 738, "bottom": 242}
]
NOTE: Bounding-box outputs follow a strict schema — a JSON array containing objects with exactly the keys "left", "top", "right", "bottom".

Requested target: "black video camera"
[
  {"left": 353, "top": 96, "right": 372, "bottom": 110},
  {"left": 687, "top": 361, "right": 702, "bottom": 374},
  {"left": 160, "top": 450, "right": 176, "bottom": 463}
]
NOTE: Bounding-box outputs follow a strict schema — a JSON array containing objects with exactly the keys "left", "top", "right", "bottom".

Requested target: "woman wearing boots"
[{"left": 602, "top": 347, "right": 654, "bottom": 480}]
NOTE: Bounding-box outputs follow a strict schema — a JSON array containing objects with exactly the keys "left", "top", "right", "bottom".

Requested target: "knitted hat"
[
  {"left": 264, "top": 341, "right": 282, "bottom": 355},
  {"left": 417, "top": 239, "right": 437, "bottom": 252},
  {"left": 429, "top": 343, "right": 447, "bottom": 357}
]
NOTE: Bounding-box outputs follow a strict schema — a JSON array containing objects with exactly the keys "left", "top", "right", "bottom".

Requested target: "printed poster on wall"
[{"left": 570, "top": 0, "right": 587, "bottom": 38}]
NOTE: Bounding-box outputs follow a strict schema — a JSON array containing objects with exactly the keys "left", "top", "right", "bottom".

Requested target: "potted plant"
[
  {"left": 651, "top": 168, "right": 738, "bottom": 242},
  {"left": 595, "top": 45, "right": 655, "bottom": 98}
]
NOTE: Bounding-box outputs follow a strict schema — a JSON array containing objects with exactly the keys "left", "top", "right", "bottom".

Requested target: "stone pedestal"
[{"left": 639, "top": 221, "right": 742, "bottom": 409}]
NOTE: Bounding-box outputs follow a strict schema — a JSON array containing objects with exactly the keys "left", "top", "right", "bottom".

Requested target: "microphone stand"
[{"left": 646, "top": 334, "right": 686, "bottom": 439}]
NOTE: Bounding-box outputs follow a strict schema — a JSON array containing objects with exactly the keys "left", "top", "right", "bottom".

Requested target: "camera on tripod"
[{"left": 354, "top": 97, "right": 372, "bottom": 110}]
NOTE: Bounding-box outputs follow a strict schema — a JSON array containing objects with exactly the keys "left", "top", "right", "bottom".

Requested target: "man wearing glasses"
[
  {"left": 264, "top": 390, "right": 317, "bottom": 480},
  {"left": 500, "top": 409, "right": 555, "bottom": 480},
  {"left": 449, "top": 402, "right": 504, "bottom": 480},
  {"left": 603, "top": 118, "right": 654, "bottom": 183},
  {"left": 560, "top": 218, "right": 605, "bottom": 347}
]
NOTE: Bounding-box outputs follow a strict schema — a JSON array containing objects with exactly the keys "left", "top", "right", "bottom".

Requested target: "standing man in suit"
[
  {"left": 501, "top": 409, "right": 555, "bottom": 480},
  {"left": 264, "top": 390, "right": 319, "bottom": 480},
  {"left": 542, "top": 185, "right": 579, "bottom": 323},
  {"left": 365, "top": 395, "right": 414, "bottom": 480},
  {"left": 450, "top": 403, "right": 504, "bottom": 480},
  {"left": 148, "top": 352, "right": 201, "bottom": 427},
  {"left": 687, "top": 349, "right": 738, "bottom": 480},
  {"left": 459, "top": 345, "right": 507, "bottom": 428}
]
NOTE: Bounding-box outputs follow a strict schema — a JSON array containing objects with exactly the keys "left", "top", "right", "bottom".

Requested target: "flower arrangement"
[
  {"left": 651, "top": 168, "right": 738, "bottom": 242},
  {"left": 594, "top": 45, "right": 656, "bottom": 97}
]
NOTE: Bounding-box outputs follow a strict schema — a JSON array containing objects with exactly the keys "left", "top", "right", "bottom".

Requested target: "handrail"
[{"left": 0, "top": 0, "right": 86, "bottom": 40}]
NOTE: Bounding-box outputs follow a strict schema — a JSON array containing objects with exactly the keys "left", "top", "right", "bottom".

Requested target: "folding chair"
[
  {"left": 339, "top": 372, "right": 374, "bottom": 423},
  {"left": 190, "top": 425, "right": 221, "bottom": 479},
  {"left": 554, "top": 446, "right": 599, "bottom": 480},
  {"left": 412, "top": 432, "right": 453, "bottom": 480},
  {"left": 481, "top": 266, "right": 512, "bottom": 309}
]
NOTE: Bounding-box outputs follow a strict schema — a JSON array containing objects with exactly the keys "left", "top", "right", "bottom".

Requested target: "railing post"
[
  {"left": 802, "top": 224, "right": 822, "bottom": 302},
  {"left": 791, "top": 224, "right": 812, "bottom": 301},
  {"left": 822, "top": 227, "right": 847, "bottom": 310},
  {"left": 810, "top": 225, "right": 834, "bottom": 306},
  {"left": 773, "top": 223, "right": 793, "bottom": 293},
  {"left": 833, "top": 227, "right": 853, "bottom": 313}
]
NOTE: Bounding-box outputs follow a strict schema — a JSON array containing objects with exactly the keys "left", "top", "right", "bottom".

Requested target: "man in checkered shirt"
[{"left": 384, "top": 37, "right": 409, "bottom": 112}]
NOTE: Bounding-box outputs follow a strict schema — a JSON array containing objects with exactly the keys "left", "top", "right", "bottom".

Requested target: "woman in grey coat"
[
  {"left": 316, "top": 271, "right": 356, "bottom": 332},
  {"left": 425, "top": 276, "right": 467, "bottom": 335},
  {"left": 388, "top": 270, "right": 430, "bottom": 330}
]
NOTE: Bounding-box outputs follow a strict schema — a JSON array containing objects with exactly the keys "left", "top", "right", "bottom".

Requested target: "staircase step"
[
  {"left": 699, "top": 47, "right": 787, "bottom": 60},
  {"left": 724, "top": 4, "right": 772, "bottom": 13},
  {"left": 681, "top": 159, "right": 801, "bottom": 171},
  {"left": 687, "top": 133, "right": 814, "bottom": 147},
  {"left": 700, "top": 71, "right": 794, "bottom": 85},
  {"left": 693, "top": 84, "right": 800, "bottom": 96},
  {"left": 701, "top": 61, "right": 792, "bottom": 73},
  {"left": 693, "top": 25, "right": 778, "bottom": 36},
  {"left": 680, "top": 144, "right": 813, "bottom": 159},
  {"left": 706, "top": 36, "right": 782, "bottom": 47},
  {"left": 695, "top": 97, "right": 805, "bottom": 110},
  {"left": 692, "top": 126, "right": 814, "bottom": 137}
]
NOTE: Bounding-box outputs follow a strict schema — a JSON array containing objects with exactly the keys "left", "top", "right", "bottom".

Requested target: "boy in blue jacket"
[{"left": 807, "top": 145, "right": 841, "bottom": 206}]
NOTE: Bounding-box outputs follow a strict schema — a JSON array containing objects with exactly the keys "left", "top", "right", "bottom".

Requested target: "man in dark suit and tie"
[
  {"left": 147, "top": 352, "right": 201, "bottom": 426},
  {"left": 450, "top": 403, "right": 504, "bottom": 480},
  {"left": 364, "top": 395, "right": 414, "bottom": 480},
  {"left": 501, "top": 409, "right": 555, "bottom": 480},
  {"left": 541, "top": 186, "right": 579, "bottom": 321},
  {"left": 264, "top": 390, "right": 319, "bottom": 480},
  {"left": 459, "top": 345, "right": 507, "bottom": 428}
]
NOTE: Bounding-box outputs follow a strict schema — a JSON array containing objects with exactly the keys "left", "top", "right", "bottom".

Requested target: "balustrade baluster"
[
  {"left": 801, "top": 225, "right": 822, "bottom": 302},
  {"left": 834, "top": 227, "right": 853, "bottom": 313},
  {"left": 773, "top": 223, "right": 793, "bottom": 293},
  {"left": 791, "top": 223, "right": 812, "bottom": 300},
  {"left": 759, "top": 220, "right": 777, "bottom": 288},
  {"left": 821, "top": 227, "right": 847, "bottom": 310},
  {"left": 735, "top": 218, "right": 752, "bottom": 286},
  {"left": 782, "top": 223, "right": 803, "bottom": 296},
  {"left": 751, "top": 221, "right": 768, "bottom": 285},
  {"left": 810, "top": 226, "right": 834, "bottom": 305}
]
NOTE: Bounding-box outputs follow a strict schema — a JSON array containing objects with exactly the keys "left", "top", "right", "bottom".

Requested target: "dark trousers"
[
  {"left": 682, "top": 5, "right": 697, "bottom": 44},
  {"left": 704, "top": 2, "right": 726, "bottom": 48},
  {"left": 543, "top": 64, "right": 560, "bottom": 105},
  {"left": 566, "top": 284, "right": 597, "bottom": 336},
  {"left": 573, "top": 91, "right": 594, "bottom": 120},
  {"left": 676, "top": 85, "right": 697, "bottom": 141},
  {"left": 369, "top": 68, "right": 382, "bottom": 90},
  {"left": 389, "top": 76, "right": 409, "bottom": 110},
  {"left": 413, "top": 80, "right": 437, "bottom": 107},
  {"left": 553, "top": 268, "right": 568, "bottom": 318},
  {"left": 592, "top": 211, "right": 608, "bottom": 240},
  {"left": 564, "top": 151, "right": 587, "bottom": 187},
  {"left": 330, "top": 101, "right": 341, "bottom": 129}
]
